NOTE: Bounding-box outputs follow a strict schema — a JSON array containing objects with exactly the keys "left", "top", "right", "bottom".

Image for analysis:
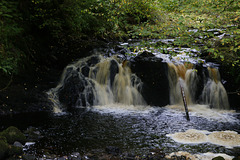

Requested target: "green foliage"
[
  {"left": 0, "top": 0, "right": 161, "bottom": 75},
  {"left": 62, "top": 0, "right": 109, "bottom": 36},
  {"left": 28, "top": 0, "right": 160, "bottom": 38},
  {"left": 0, "top": 0, "right": 24, "bottom": 75},
  {"left": 29, "top": 0, "right": 64, "bottom": 37},
  {"left": 0, "top": 0, "right": 239, "bottom": 78},
  {"left": 160, "top": 0, "right": 240, "bottom": 13}
]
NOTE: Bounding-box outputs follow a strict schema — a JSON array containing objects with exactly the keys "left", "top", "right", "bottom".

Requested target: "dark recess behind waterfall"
[{"left": 130, "top": 51, "right": 170, "bottom": 107}]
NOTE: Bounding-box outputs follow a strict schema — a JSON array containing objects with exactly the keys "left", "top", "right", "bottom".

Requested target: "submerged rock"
[
  {"left": 212, "top": 156, "right": 225, "bottom": 160},
  {"left": 13, "top": 141, "right": 23, "bottom": 148},
  {"left": 69, "top": 152, "right": 81, "bottom": 159},
  {"left": 105, "top": 146, "right": 121, "bottom": 156},
  {"left": 22, "top": 154, "right": 36, "bottom": 160},
  {"left": 24, "top": 126, "right": 43, "bottom": 141}
]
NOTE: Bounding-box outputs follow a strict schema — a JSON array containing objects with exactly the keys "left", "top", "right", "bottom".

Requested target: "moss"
[
  {"left": 0, "top": 137, "right": 9, "bottom": 159},
  {"left": 0, "top": 126, "right": 26, "bottom": 144},
  {"left": 0, "top": 136, "right": 7, "bottom": 143}
]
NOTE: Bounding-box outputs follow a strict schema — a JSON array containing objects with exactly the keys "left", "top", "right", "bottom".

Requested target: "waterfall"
[
  {"left": 48, "top": 52, "right": 230, "bottom": 113},
  {"left": 47, "top": 55, "right": 146, "bottom": 112},
  {"left": 168, "top": 62, "right": 198, "bottom": 105},
  {"left": 167, "top": 63, "right": 230, "bottom": 109},
  {"left": 201, "top": 67, "right": 230, "bottom": 109}
]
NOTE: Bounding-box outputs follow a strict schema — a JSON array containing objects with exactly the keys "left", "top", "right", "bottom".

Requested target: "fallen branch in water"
[{"left": 180, "top": 82, "right": 190, "bottom": 121}]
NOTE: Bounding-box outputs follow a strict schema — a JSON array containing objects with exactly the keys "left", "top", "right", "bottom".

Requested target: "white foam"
[
  {"left": 166, "top": 151, "right": 234, "bottom": 160},
  {"left": 165, "top": 104, "right": 238, "bottom": 123},
  {"left": 166, "top": 129, "right": 208, "bottom": 144},
  {"left": 90, "top": 103, "right": 155, "bottom": 115},
  {"left": 167, "top": 129, "right": 240, "bottom": 148},
  {"left": 208, "top": 131, "right": 240, "bottom": 148},
  {"left": 23, "top": 142, "right": 36, "bottom": 151}
]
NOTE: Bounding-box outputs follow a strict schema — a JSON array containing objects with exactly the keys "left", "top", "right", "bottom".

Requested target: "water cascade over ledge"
[
  {"left": 47, "top": 55, "right": 146, "bottom": 112},
  {"left": 167, "top": 62, "right": 230, "bottom": 110},
  {"left": 202, "top": 67, "right": 230, "bottom": 109}
]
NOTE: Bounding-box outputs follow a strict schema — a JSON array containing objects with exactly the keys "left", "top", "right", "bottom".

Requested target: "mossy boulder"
[
  {"left": 0, "top": 136, "right": 9, "bottom": 159},
  {"left": 0, "top": 126, "right": 26, "bottom": 144},
  {"left": 0, "top": 136, "right": 7, "bottom": 143}
]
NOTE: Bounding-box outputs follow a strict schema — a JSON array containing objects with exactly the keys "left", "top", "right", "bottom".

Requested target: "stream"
[
  {"left": 1, "top": 105, "right": 240, "bottom": 159},
  {"left": 1, "top": 39, "right": 240, "bottom": 159}
]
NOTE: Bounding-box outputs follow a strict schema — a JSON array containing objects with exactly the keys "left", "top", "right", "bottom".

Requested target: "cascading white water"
[
  {"left": 167, "top": 62, "right": 230, "bottom": 109},
  {"left": 201, "top": 67, "right": 230, "bottom": 109},
  {"left": 89, "top": 58, "right": 145, "bottom": 106},
  {"left": 47, "top": 55, "right": 146, "bottom": 113},
  {"left": 167, "top": 62, "right": 198, "bottom": 105}
]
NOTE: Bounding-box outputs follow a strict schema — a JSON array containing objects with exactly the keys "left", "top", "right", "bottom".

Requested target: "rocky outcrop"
[
  {"left": 219, "top": 65, "right": 240, "bottom": 111},
  {"left": 130, "top": 51, "right": 170, "bottom": 106},
  {"left": 58, "top": 68, "right": 95, "bottom": 108},
  {"left": 109, "top": 59, "right": 119, "bottom": 87}
]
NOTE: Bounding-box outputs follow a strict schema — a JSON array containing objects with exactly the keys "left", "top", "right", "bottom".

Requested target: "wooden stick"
[{"left": 180, "top": 83, "right": 190, "bottom": 121}]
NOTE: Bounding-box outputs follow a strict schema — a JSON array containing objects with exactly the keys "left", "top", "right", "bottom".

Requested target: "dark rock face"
[
  {"left": 130, "top": 51, "right": 170, "bottom": 106},
  {"left": 109, "top": 59, "right": 119, "bottom": 87},
  {"left": 194, "top": 64, "right": 208, "bottom": 104},
  {"left": 58, "top": 68, "right": 94, "bottom": 108},
  {"left": 105, "top": 146, "right": 121, "bottom": 156},
  {"left": 87, "top": 55, "right": 101, "bottom": 67},
  {"left": 219, "top": 66, "right": 240, "bottom": 111},
  {"left": 81, "top": 65, "right": 90, "bottom": 77}
]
